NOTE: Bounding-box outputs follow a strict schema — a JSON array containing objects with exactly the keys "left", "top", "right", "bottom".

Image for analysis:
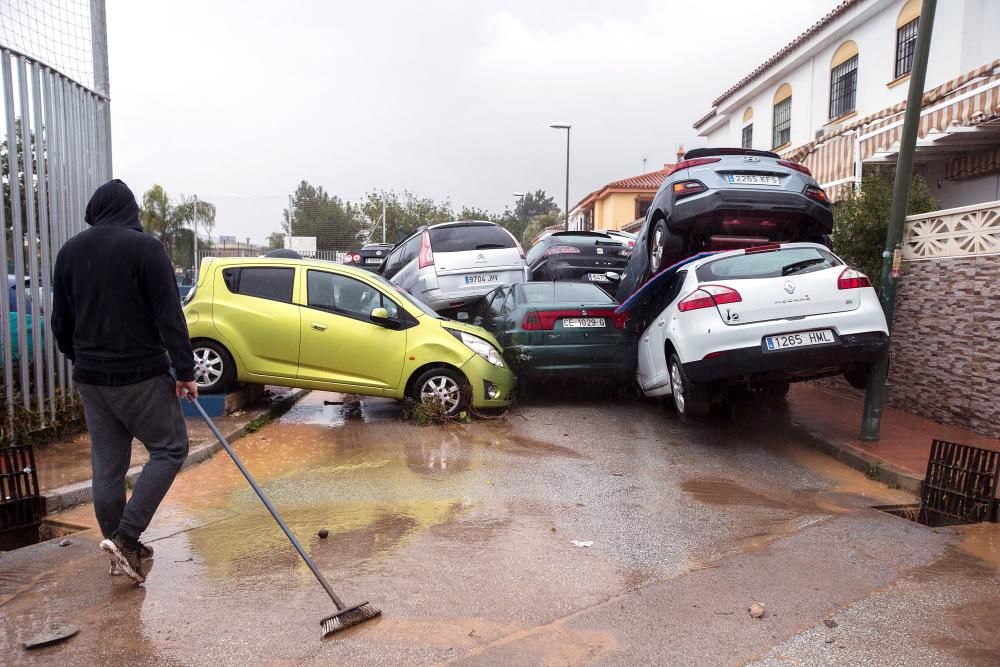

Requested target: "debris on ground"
[
  {"left": 748, "top": 602, "right": 766, "bottom": 619},
  {"left": 22, "top": 623, "right": 79, "bottom": 649},
  {"left": 824, "top": 619, "right": 838, "bottom": 628},
  {"left": 318, "top": 529, "right": 329, "bottom": 539},
  {"left": 571, "top": 540, "right": 594, "bottom": 548},
  {"left": 58, "top": 539, "right": 71, "bottom": 547}
]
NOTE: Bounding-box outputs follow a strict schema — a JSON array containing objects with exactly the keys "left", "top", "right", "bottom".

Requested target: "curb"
[
  {"left": 787, "top": 417, "right": 924, "bottom": 495},
  {"left": 43, "top": 389, "right": 309, "bottom": 513}
]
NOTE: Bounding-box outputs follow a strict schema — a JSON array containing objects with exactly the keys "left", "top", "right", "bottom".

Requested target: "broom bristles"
[{"left": 321, "top": 602, "right": 382, "bottom": 638}]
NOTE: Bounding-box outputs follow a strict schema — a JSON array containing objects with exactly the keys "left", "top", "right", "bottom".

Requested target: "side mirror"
[{"left": 370, "top": 307, "right": 394, "bottom": 327}]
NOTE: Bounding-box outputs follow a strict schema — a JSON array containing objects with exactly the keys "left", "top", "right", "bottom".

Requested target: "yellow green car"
[{"left": 183, "top": 257, "right": 514, "bottom": 415}]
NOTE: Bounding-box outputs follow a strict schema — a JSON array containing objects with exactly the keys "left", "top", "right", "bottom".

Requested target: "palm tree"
[{"left": 140, "top": 185, "right": 215, "bottom": 270}]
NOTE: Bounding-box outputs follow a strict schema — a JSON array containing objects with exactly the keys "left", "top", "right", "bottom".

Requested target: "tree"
[
  {"left": 266, "top": 231, "right": 285, "bottom": 249},
  {"left": 2, "top": 119, "right": 40, "bottom": 240},
  {"left": 830, "top": 170, "right": 937, "bottom": 290},
  {"left": 521, "top": 212, "right": 562, "bottom": 247},
  {"left": 282, "top": 180, "right": 364, "bottom": 252},
  {"left": 139, "top": 185, "right": 216, "bottom": 271},
  {"left": 506, "top": 190, "right": 560, "bottom": 243},
  {"left": 358, "top": 190, "right": 453, "bottom": 244}
]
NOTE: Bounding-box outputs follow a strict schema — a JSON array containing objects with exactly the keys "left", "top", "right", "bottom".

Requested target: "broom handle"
[{"left": 186, "top": 394, "right": 347, "bottom": 610}]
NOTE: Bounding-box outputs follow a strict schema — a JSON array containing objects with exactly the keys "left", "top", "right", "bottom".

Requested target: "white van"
[{"left": 380, "top": 221, "right": 530, "bottom": 313}]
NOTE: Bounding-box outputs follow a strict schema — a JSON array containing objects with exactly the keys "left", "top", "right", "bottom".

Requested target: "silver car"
[{"left": 380, "top": 221, "right": 529, "bottom": 313}]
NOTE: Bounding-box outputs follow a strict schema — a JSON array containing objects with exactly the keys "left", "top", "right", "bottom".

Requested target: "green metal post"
[{"left": 859, "top": 0, "right": 937, "bottom": 441}]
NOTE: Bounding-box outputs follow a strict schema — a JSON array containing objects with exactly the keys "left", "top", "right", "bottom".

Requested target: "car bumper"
[
  {"left": 534, "top": 258, "right": 629, "bottom": 282},
  {"left": 460, "top": 354, "right": 516, "bottom": 408},
  {"left": 505, "top": 343, "right": 635, "bottom": 377},
  {"left": 682, "top": 331, "right": 888, "bottom": 384},
  {"left": 669, "top": 188, "right": 833, "bottom": 235}
]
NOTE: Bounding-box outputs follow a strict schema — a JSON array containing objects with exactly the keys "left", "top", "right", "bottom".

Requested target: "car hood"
[{"left": 437, "top": 319, "right": 504, "bottom": 350}]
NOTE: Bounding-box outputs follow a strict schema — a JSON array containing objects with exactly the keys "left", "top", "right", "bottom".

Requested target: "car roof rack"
[{"left": 683, "top": 147, "right": 780, "bottom": 160}]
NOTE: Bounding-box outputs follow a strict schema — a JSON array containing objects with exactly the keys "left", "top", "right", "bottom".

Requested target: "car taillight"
[
  {"left": 522, "top": 312, "right": 543, "bottom": 330},
  {"left": 543, "top": 245, "right": 581, "bottom": 257},
  {"left": 804, "top": 185, "right": 829, "bottom": 205},
  {"left": 418, "top": 230, "right": 434, "bottom": 268},
  {"left": 353, "top": 254, "right": 362, "bottom": 262},
  {"left": 677, "top": 285, "right": 742, "bottom": 312},
  {"left": 666, "top": 157, "right": 720, "bottom": 177},
  {"left": 672, "top": 180, "right": 706, "bottom": 199},
  {"left": 837, "top": 268, "right": 872, "bottom": 289},
  {"left": 618, "top": 248, "right": 631, "bottom": 257},
  {"left": 778, "top": 160, "right": 812, "bottom": 176},
  {"left": 627, "top": 240, "right": 635, "bottom": 248}
]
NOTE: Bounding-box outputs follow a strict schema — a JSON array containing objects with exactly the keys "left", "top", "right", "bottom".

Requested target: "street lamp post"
[{"left": 550, "top": 122, "right": 571, "bottom": 231}]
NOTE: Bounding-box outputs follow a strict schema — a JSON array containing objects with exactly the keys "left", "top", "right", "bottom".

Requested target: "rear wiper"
[
  {"left": 781, "top": 258, "right": 826, "bottom": 276},
  {"left": 475, "top": 243, "right": 507, "bottom": 249}
]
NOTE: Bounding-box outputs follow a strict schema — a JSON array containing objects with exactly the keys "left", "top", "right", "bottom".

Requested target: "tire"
[
  {"left": 647, "top": 218, "right": 685, "bottom": 274},
  {"left": 668, "top": 354, "right": 710, "bottom": 419},
  {"left": 192, "top": 340, "right": 235, "bottom": 394},
  {"left": 410, "top": 367, "right": 470, "bottom": 417},
  {"left": 844, "top": 365, "right": 869, "bottom": 390}
]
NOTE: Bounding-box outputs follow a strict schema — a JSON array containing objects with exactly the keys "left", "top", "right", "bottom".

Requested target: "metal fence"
[{"left": 0, "top": 0, "right": 111, "bottom": 435}]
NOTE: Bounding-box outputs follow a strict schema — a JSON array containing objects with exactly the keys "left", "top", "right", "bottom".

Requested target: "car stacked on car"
[{"left": 186, "top": 148, "right": 887, "bottom": 421}]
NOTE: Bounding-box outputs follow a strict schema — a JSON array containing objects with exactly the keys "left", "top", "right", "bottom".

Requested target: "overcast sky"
[{"left": 106, "top": 0, "right": 838, "bottom": 243}]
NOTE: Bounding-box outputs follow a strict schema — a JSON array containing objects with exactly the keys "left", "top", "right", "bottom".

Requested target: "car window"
[
  {"left": 307, "top": 270, "right": 400, "bottom": 321},
  {"left": 652, "top": 271, "right": 687, "bottom": 313},
  {"left": 222, "top": 267, "right": 294, "bottom": 303},
  {"left": 696, "top": 248, "right": 841, "bottom": 281},
  {"left": 518, "top": 283, "right": 553, "bottom": 303},
  {"left": 486, "top": 288, "right": 507, "bottom": 317},
  {"left": 382, "top": 236, "right": 416, "bottom": 277},
  {"left": 552, "top": 282, "right": 614, "bottom": 303},
  {"left": 429, "top": 224, "right": 515, "bottom": 252}
]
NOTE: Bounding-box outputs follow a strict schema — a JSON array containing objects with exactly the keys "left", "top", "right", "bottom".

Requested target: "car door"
[
  {"left": 638, "top": 270, "right": 687, "bottom": 391},
  {"left": 212, "top": 265, "right": 301, "bottom": 377},
  {"left": 297, "top": 268, "right": 407, "bottom": 389},
  {"left": 479, "top": 286, "right": 509, "bottom": 336}
]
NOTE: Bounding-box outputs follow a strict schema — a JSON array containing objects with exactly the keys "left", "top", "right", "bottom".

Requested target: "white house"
[{"left": 693, "top": 0, "right": 1000, "bottom": 208}]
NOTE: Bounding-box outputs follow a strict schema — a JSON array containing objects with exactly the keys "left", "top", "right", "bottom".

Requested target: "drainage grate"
[
  {"left": 0, "top": 443, "right": 46, "bottom": 550},
  {"left": 920, "top": 439, "right": 999, "bottom": 525}
]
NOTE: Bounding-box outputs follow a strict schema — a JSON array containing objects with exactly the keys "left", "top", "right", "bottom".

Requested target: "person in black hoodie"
[{"left": 52, "top": 179, "right": 198, "bottom": 584}]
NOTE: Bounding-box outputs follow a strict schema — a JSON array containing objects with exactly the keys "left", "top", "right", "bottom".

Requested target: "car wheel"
[
  {"left": 668, "top": 354, "right": 709, "bottom": 419},
  {"left": 648, "top": 218, "right": 684, "bottom": 274},
  {"left": 844, "top": 365, "right": 869, "bottom": 390},
  {"left": 411, "top": 367, "right": 469, "bottom": 417},
  {"left": 192, "top": 340, "right": 235, "bottom": 394}
]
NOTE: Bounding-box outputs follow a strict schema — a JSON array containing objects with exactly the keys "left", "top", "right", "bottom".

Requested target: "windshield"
[
  {"left": 518, "top": 282, "right": 614, "bottom": 304},
  {"left": 430, "top": 224, "right": 515, "bottom": 252},
  {"left": 696, "top": 247, "right": 841, "bottom": 281},
  {"left": 370, "top": 275, "right": 441, "bottom": 318}
]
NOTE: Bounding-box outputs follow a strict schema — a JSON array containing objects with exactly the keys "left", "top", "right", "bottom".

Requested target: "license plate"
[
  {"left": 588, "top": 273, "right": 610, "bottom": 283},
  {"left": 365, "top": 258, "right": 382, "bottom": 264},
  {"left": 563, "top": 318, "right": 605, "bottom": 328},
  {"left": 764, "top": 329, "right": 835, "bottom": 351},
  {"left": 728, "top": 174, "right": 781, "bottom": 186},
  {"left": 464, "top": 274, "right": 499, "bottom": 284}
]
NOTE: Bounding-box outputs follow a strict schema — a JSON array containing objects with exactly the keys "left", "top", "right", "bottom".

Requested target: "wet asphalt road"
[{"left": 2, "top": 388, "right": 999, "bottom": 666}]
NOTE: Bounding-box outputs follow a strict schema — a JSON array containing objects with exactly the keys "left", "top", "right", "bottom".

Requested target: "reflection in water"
[{"left": 404, "top": 430, "right": 470, "bottom": 475}]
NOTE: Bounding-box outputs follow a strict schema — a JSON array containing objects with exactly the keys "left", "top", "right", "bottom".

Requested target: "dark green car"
[{"left": 475, "top": 282, "right": 635, "bottom": 378}]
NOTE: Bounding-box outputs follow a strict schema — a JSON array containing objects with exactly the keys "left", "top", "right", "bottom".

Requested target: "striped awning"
[
  {"left": 945, "top": 145, "right": 1000, "bottom": 180},
  {"left": 780, "top": 59, "right": 1000, "bottom": 203}
]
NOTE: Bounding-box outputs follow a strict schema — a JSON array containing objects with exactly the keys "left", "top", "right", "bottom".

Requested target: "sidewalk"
[
  {"left": 35, "top": 386, "right": 307, "bottom": 513},
  {"left": 786, "top": 384, "right": 1000, "bottom": 493}
]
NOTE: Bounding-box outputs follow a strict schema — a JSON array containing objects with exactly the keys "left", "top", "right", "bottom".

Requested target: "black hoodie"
[{"left": 52, "top": 180, "right": 195, "bottom": 386}]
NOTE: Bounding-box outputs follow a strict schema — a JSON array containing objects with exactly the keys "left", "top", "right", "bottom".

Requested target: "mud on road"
[{"left": 2, "top": 390, "right": 998, "bottom": 666}]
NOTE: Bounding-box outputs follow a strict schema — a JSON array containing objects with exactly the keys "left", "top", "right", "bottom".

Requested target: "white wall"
[{"left": 701, "top": 0, "right": 1000, "bottom": 151}]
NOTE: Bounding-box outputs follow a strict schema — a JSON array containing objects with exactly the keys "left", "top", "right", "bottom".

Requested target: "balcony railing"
[{"left": 902, "top": 200, "right": 1000, "bottom": 260}]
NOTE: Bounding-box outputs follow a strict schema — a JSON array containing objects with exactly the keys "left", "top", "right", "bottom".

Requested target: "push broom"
[{"left": 186, "top": 394, "right": 381, "bottom": 637}]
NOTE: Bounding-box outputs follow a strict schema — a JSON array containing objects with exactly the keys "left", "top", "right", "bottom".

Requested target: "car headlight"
[{"left": 448, "top": 329, "right": 506, "bottom": 368}]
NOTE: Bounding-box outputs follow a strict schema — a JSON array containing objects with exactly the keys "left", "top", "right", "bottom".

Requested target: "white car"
[
  {"left": 380, "top": 221, "right": 530, "bottom": 314},
  {"left": 634, "top": 243, "right": 888, "bottom": 417}
]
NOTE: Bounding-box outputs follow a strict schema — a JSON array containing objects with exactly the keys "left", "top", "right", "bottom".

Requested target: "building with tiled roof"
[
  {"left": 569, "top": 150, "right": 682, "bottom": 233},
  {"left": 692, "top": 0, "right": 1000, "bottom": 209}
]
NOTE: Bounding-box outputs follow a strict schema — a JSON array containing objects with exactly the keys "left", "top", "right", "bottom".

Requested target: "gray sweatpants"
[{"left": 76, "top": 373, "right": 189, "bottom": 542}]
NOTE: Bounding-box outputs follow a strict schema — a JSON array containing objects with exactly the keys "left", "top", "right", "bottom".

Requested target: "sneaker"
[
  {"left": 109, "top": 542, "right": 153, "bottom": 576},
  {"left": 100, "top": 536, "right": 146, "bottom": 583}
]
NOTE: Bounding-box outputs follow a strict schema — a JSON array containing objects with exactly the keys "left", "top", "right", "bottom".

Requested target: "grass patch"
[{"left": 244, "top": 413, "right": 271, "bottom": 433}]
